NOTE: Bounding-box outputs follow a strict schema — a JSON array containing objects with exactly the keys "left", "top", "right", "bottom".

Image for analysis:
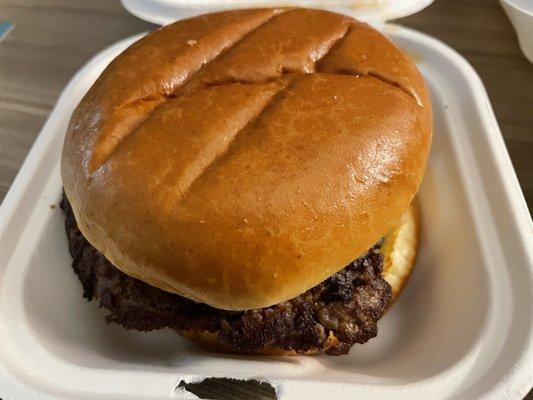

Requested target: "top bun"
[{"left": 61, "top": 8, "right": 432, "bottom": 311}]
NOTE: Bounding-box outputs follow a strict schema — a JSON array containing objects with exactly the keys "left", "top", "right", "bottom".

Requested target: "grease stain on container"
[{"left": 349, "top": 0, "right": 389, "bottom": 11}]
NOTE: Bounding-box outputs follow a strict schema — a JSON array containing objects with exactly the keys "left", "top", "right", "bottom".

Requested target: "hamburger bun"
[
  {"left": 178, "top": 202, "right": 420, "bottom": 355},
  {"left": 61, "top": 8, "right": 432, "bottom": 311}
]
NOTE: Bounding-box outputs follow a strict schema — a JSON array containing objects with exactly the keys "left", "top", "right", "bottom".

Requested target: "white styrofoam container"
[
  {"left": 121, "top": 0, "right": 435, "bottom": 24},
  {"left": 0, "top": 4, "right": 532, "bottom": 400},
  {"left": 500, "top": 0, "right": 533, "bottom": 63}
]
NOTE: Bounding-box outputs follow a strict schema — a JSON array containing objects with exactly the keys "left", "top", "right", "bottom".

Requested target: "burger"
[{"left": 61, "top": 8, "right": 432, "bottom": 356}]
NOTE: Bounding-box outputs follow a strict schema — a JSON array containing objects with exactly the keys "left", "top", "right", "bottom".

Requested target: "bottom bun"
[
  {"left": 382, "top": 200, "right": 420, "bottom": 304},
  {"left": 178, "top": 201, "right": 420, "bottom": 356}
]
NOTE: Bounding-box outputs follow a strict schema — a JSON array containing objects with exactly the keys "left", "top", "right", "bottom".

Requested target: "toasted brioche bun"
[
  {"left": 61, "top": 9, "right": 431, "bottom": 311},
  {"left": 178, "top": 202, "right": 419, "bottom": 355}
]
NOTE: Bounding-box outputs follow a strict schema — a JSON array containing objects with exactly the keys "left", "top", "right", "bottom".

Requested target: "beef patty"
[{"left": 61, "top": 194, "right": 392, "bottom": 355}]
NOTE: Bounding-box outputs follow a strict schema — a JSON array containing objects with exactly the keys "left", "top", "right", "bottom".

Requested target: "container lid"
[{"left": 121, "top": 0, "right": 435, "bottom": 25}]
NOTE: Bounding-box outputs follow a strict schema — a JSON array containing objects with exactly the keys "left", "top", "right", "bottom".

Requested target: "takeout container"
[
  {"left": 121, "top": 0, "right": 436, "bottom": 25},
  {"left": 0, "top": 1, "right": 532, "bottom": 399},
  {"left": 500, "top": 0, "right": 533, "bottom": 63}
]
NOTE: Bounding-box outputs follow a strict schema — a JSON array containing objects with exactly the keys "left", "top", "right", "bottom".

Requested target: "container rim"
[{"left": 120, "top": 0, "right": 436, "bottom": 25}]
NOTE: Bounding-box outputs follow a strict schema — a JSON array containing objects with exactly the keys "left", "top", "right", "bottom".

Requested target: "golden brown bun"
[
  {"left": 178, "top": 203, "right": 420, "bottom": 355},
  {"left": 61, "top": 8, "right": 432, "bottom": 311}
]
